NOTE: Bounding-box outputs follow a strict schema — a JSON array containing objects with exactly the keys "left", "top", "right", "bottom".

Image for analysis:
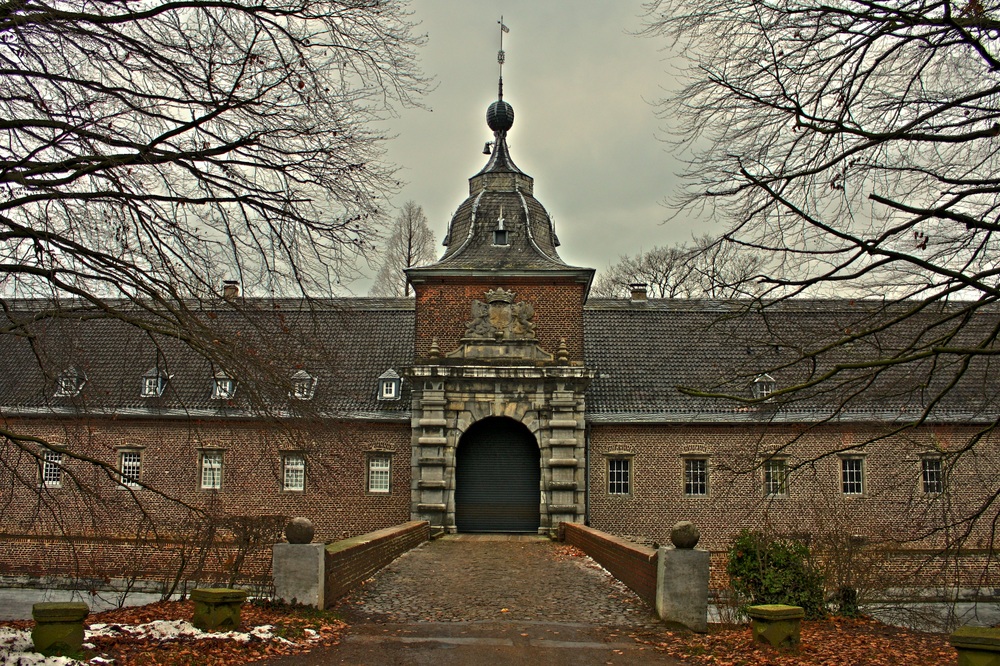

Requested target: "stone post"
[
  {"left": 951, "top": 626, "right": 1000, "bottom": 666},
  {"left": 32, "top": 601, "right": 89, "bottom": 656},
  {"left": 748, "top": 604, "right": 805, "bottom": 648},
  {"left": 272, "top": 517, "right": 326, "bottom": 609},
  {"left": 655, "top": 521, "right": 710, "bottom": 633},
  {"left": 191, "top": 588, "right": 247, "bottom": 631}
]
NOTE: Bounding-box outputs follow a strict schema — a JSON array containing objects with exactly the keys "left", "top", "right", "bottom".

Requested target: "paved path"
[{"left": 264, "top": 534, "right": 679, "bottom": 665}]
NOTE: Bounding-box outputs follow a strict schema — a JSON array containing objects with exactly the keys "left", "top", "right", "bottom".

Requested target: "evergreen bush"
[{"left": 727, "top": 529, "right": 826, "bottom": 619}]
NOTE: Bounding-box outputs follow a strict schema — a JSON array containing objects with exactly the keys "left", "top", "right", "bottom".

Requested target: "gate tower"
[{"left": 405, "top": 66, "right": 594, "bottom": 534}]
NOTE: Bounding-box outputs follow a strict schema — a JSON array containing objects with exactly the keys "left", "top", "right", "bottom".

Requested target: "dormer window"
[
  {"left": 54, "top": 368, "right": 86, "bottom": 397},
  {"left": 212, "top": 372, "right": 236, "bottom": 400},
  {"left": 141, "top": 368, "right": 168, "bottom": 398},
  {"left": 752, "top": 373, "right": 776, "bottom": 399},
  {"left": 291, "top": 370, "right": 318, "bottom": 401},
  {"left": 493, "top": 206, "right": 509, "bottom": 246},
  {"left": 377, "top": 369, "right": 401, "bottom": 401}
]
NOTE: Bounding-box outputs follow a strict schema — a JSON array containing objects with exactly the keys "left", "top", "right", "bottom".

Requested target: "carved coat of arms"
[{"left": 463, "top": 288, "right": 537, "bottom": 340}]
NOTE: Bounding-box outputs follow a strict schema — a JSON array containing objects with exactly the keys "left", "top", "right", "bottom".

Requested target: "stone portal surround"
[{"left": 409, "top": 364, "right": 592, "bottom": 534}]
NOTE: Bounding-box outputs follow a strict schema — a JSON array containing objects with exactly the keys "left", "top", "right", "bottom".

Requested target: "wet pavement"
[{"left": 262, "top": 534, "right": 680, "bottom": 665}]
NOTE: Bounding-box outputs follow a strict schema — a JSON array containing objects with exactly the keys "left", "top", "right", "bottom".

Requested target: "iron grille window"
[
  {"left": 841, "top": 457, "right": 864, "bottom": 495},
  {"left": 922, "top": 458, "right": 944, "bottom": 494},
  {"left": 684, "top": 458, "right": 708, "bottom": 496},
  {"left": 283, "top": 454, "right": 305, "bottom": 492},
  {"left": 764, "top": 459, "right": 788, "bottom": 496},
  {"left": 41, "top": 450, "right": 62, "bottom": 488},
  {"left": 368, "top": 455, "right": 391, "bottom": 493},
  {"left": 608, "top": 458, "right": 630, "bottom": 495},
  {"left": 201, "top": 451, "right": 223, "bottom": 489},
  {"left": 119, "top": 451, "right": 141, "bottom": 488}
]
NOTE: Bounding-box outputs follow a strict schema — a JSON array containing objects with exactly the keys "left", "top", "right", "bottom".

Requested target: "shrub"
[{"left": 727, "top": 529, "right": 826, "bottom": 619}]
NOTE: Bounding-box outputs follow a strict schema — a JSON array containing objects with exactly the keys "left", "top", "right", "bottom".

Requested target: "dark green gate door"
[{"left": 455, "top": 417, "right": 541, "bottom": 533}]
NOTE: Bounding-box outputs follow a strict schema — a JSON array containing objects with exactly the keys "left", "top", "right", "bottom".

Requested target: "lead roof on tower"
[{"left": 409, "top": 22, "right": 591, "bottom": 276}]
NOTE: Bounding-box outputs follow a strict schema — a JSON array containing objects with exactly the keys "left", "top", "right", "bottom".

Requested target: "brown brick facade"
[
  {"left": 0, "top": 416, "right": 412, "bottom": 583},
  {"left": 413, "top": 279, "right": 587, "bottom": 361},
  {"left": 588, "top": 422, "right": 1000, "bottom": 588}
]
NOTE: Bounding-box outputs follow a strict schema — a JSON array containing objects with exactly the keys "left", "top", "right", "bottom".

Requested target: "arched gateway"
[{"left": 455, "top": 417, "right": 541, "bottom": 532}]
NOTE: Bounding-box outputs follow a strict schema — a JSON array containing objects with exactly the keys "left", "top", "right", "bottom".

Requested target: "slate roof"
[
  {"left": 413, "top": 105, "right": 590, "bottom": 275},
  {"left": 2, "top": 296, "right": 997, "bottom": 425},
  {"left": 584, "top": 298, "right": 1000, "bottom": 423},
  {"left": 0, "top": 299, "right": 415, "bottom": 421}
]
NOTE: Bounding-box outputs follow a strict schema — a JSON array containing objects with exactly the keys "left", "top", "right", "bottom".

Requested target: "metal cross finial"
[{"left": 497, "top": 17, "right": 509, "bottom": 99}]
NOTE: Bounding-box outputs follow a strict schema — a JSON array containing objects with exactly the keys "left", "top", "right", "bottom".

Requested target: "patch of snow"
[
  {"left": 0, "top": 627, "right": 87, "bottom": 665},
  {"left": 1, "top": 618, "right": 302, "bottom": 665}
]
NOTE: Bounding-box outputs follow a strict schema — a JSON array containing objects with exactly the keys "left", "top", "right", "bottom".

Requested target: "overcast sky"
[{"left": 359, "top": 0, "right": 707, "bottom": 288}]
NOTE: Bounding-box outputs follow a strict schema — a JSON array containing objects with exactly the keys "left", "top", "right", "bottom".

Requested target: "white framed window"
[
  {"left": 608, "top": 458, "right": 631, "bottom": 495},
  {"left": 764, "top": 458, "right": 788, "bottom": 497},
  {"left": 290, "top": 370, "right": 317, "bottom": 401},
  {"left": 200, "top": 450, "right": 223, "bottom": 489},
  {"left": 212, "top": 376, "right": 236, "bottom": 400},
  {"left": 141, "top": 370, "right": 167, "bottom": 398},
  {"left": 752, "top": 374, "right": 776, "bottom": 399},
  {"left": 54, "top": 369, "right": 86, "bottom": 397},
  {"left": 41, "top": 450, "right": 62, "bottom": 488},
  {"left": 118, "top": 451, "right": 142, "bottom": 489},
  {"left": 283, "top": 454, "right": 305, "bottom": 492},
  {"left": 367, "top": 454, "right": 391, "bottom": 493},
  {"left": 922, "top": 457, "right": 944, "bottom": 495},
  {"left": 841, "top": 457, "right": 865, "bottom": 495},
  {"left": 684, "top": 458, "right": 708, "bottom": 496},
  {"left": 377, "top": 369, "right": 401, "bottom": 401}
]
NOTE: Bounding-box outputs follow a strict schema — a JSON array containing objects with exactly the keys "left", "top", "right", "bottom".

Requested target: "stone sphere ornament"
[
  {"left": 670, "top": 521, "right": 700, "bottom": 549},
  {"left": 285, "top": 517, "right": 314, "bottom": 544}
]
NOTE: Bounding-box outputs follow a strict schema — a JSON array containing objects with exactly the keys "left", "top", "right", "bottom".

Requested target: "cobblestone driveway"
[
  {"left": 265, "top": 535, "right": 679, "bottom": 664},
  {"left": 335, "top": 535, "right": 659, "bottom": 628}
]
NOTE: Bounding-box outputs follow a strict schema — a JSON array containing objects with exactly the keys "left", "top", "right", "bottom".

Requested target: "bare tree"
[
  {"left": 592, "top": 235, "right": 764, "bottom": 298},
  {"left": 369, "top": 200, "right": 436, "bottom": 297},
  {"left": 0, "top": 0, "right": 427, "bottom": 588},
  {"left": 643, "top": 0, "right": 1000, "bottom": 565}
]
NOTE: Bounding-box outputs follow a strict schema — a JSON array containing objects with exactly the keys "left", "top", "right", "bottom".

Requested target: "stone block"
[
  {"left": 748, "top": 604, "right": 805, "bottom": 648},
  {"left": 191, "top": 588, "right": 247, "bottom": 631},
  {"left": 32, "top": 601, "right": 89, "bottom": 656},
  {"left": 656, "top": 547, "right": 710, "bottom": 632},
  {"left": 273, "top": 542, "right": 326, "bottom": 608},
  {"left": 951, "top": 626, "right": 1000, "bottom": 666}
]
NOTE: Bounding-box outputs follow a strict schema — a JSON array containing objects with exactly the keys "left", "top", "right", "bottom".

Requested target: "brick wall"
[
  {"left": 323, "top": 521, "right": 430, "bottom": 604},
  {"left": 561, "top": 522, "right": 657, "bottom": 608},
  {"left": 588, "top": 422, "right": 1000, "bottom": 590},
  {"left": 0, "top": 416, "right": 413, "bottom": 582},
  {"left": 413, "top": 279, "right": 587, "bottom": 361}
]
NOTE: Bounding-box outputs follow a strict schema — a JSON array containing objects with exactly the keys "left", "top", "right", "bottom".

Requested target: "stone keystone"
[{"left": 32, "top": 601, "right": 89, "bottom": 656}]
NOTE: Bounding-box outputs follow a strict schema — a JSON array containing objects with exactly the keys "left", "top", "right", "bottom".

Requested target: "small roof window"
[
  {"left": 291, "top": 370, "right": 318, "bottom": 401},
  {"left": 212, "top": 371, "right": 237, "bottom": 400},
  {"left": 752, "top": 373, "right": 776, "bottom": 400},
  {"left": 54, "top": 368, "right": 86, "bottom": 397},
  {"left": 377, "top": 369, "right": 401, "bottom": 401},
  {"left": 141, "top": 367, "right": 168, "bottom": 398}
]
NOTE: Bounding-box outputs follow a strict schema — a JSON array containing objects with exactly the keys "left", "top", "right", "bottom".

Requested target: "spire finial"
[
  {"left": 497, "top": 17, "right": 509, "bottom": 100},
  {"left": 486, "top": 18, "right": 514, "bottom": 134}
]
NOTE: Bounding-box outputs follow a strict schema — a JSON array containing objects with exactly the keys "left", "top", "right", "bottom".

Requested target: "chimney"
[
  {"left": 222, "top": 280, "right": 239, "bottom": 301},
  {"left": 629, "top": 283, "right": 648, "bottom": 303}
]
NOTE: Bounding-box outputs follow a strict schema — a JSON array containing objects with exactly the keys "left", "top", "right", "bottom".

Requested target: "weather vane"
[{"left": 497, "top": 16, "right": 509, "bottom": 100}]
